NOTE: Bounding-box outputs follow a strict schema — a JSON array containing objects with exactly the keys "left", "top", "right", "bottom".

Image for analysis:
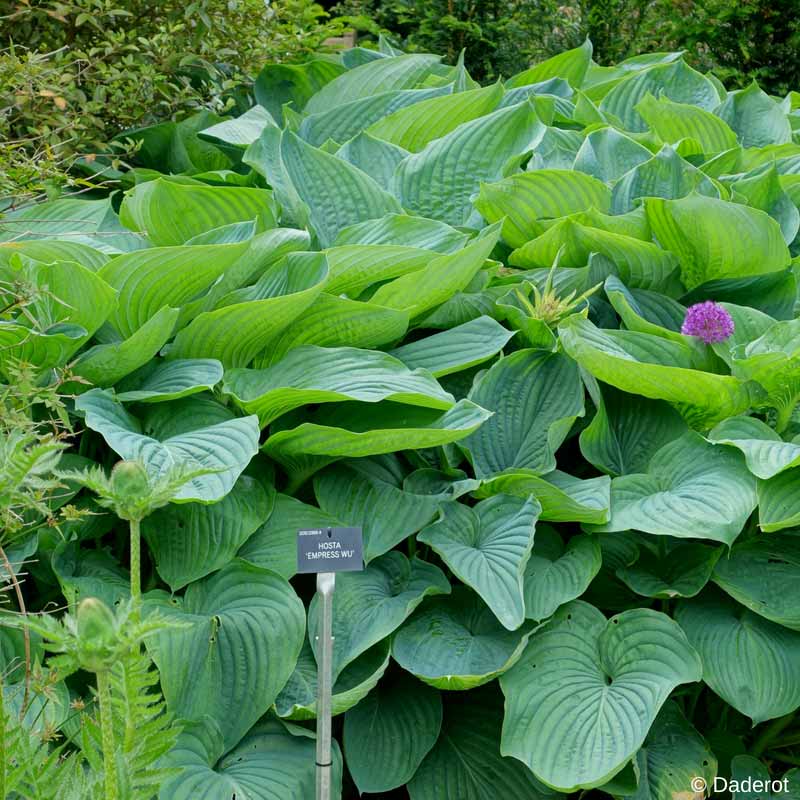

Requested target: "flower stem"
[
  {"left": 96, "top": 670, "right": 118, "bottom": 800},
  {"left": 129, "top": 518, "right": 141, "bottom": 616},
  {"left": 752, "top": 711, "right": 796, "bottom": 757}
]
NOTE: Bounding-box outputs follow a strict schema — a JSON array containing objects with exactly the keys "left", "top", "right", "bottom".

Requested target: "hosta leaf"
[
  {"left": 419, "top": 495, "right": 540, "bottom": 630},
  {"left": 253, "top": 293, "right": 409, "bottom": 368},
  {"left": 572, "top": 126, "right": 652, "bottom": 183},
  {"left": 275, "top": 638, "right": 391, "bottom": 720},
  {"left": 392, "top": 587, "right": 534, "bottom": 689},
  {"left": 475, "top": 469, "right": 611, "bottom": 524},
  {"left": 142, "top": 474, "right": 272, "bottom": 591},
  {"left": 75, "top": 389, "right": 259, "bottom": 503},
  {"left": 199, "top": 105, "right": 275, "bottom": 151},
  {"left": 166, "top": 255, "right": 328, "bottom": 368},
  {"left": 299, "top": 85, "right": 451, "bottom": 147},
  {"left": 731, "top": 164, "right": 800, "bottom": 245},
  {"left": 580, "top": 381, "right": 688, "bottom": 476},
  {"left": 53, "top": 543, "right": 130, "bottom": 608},
  {"left": 369, "top": 224, "right": 500, "bottom": 319},
  {"left": 71, "top": 306, "right": 180, "bottom": 388},
  {"left": 622, "top": 702, "right": 717, "bottom": 800},
  {"left": 145, "top": 561, "right": 305, "bottom": 750},
  {"left": 280, "top": 131, "right": 402, "bottom": 247},
  {"left": 304, "top": 54, "right": 442, "bottom": 115},
  {"left": 98, "top": 243, "right": 247, "bottom": 338},
  {"left": 343, "top": 673, "right": 442, "bottom": 793},
  {"left": 388, "top": 316, "right": 514, "bottom": 377},
  {"left": 263, "top": 400, "right": 491, "bottom": 489},
  {"left": 160, "top": 717, "right": 342, "bottom": 800},
  {"left": 0, "top": 239, "right": 108, "bottom": 271},
  {"left": 408, "top": 686, "right": 558, "bottom": 800},
  {"left": 367, "top": 83, "right": 503, "bottom": 152},
  {"left": 307, "top": 551, "right": 449, "bottom": 681},
  {"left": 507, "top": 39, "right": 592, "bottom": 89},
  {"left": 394, "top": 100, "right": 543, "bottom": 226},
  {"left": 677, "top": 587, "right": 800, "bottom": 724},
  {"left": 611, "top": 145, "right": 721, "bottom": 215},
  {"left": 337, "top": 132, "right": 409, "bottom": 190},
  {"left": 645, "top": 195, "right": 790, "bottom": 290},
  {"left": 500, "top": 601, "right": 702, "bottom": 791},
  {"left": 119, "top": 179, "right": 276, "bottom": 246},
  {"left": 588, "top": 432, "right": 757, "bottom": 545},
  {"left": 708, "top": 415, "right": 800, "bottom": 479},
  {"left": 716, "top": 81, "right": 792, "bottom": 148},
  {"left": 617, "top": 538, "right": 723, "bottom": 598},
  {"left": 636, "top": 93, "right": 737, "bottom": 153},
  {"left": 730, "top": 756, "right": 800, "bottom": 800},
  {"left": 712, "top": 532, "right": 800, "bottom": 630},
  {"left": 599, "top": 59, "right": 721, "bottom": 132},
  {"left": 460, "top": 349, "right": 583, "bottom": 477},
  {"left": 475, "top": 169, "right": 611, "bottom": 248},
  {"left": 313, "top": 461, "right": 453, "bottom": 563},
  {"left": 523, "top": 527, "right": 601, "bottom": 621},
  {"left": 254, "top": 58, "right": 346, "bottom": 122},
  {"left": 334, "top": 213, "right": 469, "bottom": 252},
  {"left": 114, "top": 359, "right": 223, "bottom": 403},
  {"left": 559, "top": 316, "right": 760, "bottom": 428},
  {"left": 238, "top": 493, "right": 343, "bottom": 579},
  {"left": 224, "top": 345, "right": 453, "bottom": 426}
]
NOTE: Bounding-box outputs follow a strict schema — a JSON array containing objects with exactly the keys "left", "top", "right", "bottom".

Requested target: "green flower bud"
[
  {"left": 110, "top": 460, "right": 149, "bottom": 499},
  {"left": 76, "top": 598, "right": 117, "bottom": 672}
]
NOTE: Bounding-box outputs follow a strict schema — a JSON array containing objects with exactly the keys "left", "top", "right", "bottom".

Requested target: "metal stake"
[{"left": 315, "top": 571, "right": 335, "bottom": 800}]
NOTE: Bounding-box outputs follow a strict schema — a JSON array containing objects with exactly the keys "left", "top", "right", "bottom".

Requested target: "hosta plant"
[{"left": 3, "top": 34, "right": 800, "bottom": 800}]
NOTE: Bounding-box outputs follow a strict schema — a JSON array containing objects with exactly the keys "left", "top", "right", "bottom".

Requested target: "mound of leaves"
[{"left": 3, "top": 36, "right": 800, "bottom": 799}]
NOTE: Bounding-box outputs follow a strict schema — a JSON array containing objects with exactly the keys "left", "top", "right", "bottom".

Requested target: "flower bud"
[
  {"left": 76, "top": 598, "right": 117, "bottom": 672},
  {"left": 110, "top": 460, "right": 149, "bottom": 499}
]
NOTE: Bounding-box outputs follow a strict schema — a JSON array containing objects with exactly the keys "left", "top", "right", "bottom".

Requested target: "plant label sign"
[{"left": 297, "top": 527, "right": 364, "bottom": 573}]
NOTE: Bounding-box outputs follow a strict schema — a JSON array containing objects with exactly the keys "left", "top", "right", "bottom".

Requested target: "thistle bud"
[
  {"left": 110, "top": 460, "right": 149, "bottom": 499},
  {"left": 76, "top": 597, "right": 117, "bottom": 672}
]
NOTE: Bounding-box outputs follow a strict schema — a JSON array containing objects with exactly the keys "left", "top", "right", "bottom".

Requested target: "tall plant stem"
[
  {"left": 752, "top": 711, "right": 796, "bottom": 757},
  {"left": 0, "top": 672, "right": 6, "bottom": 800},
  {"left": 96, "top": 670, "right": 118, "bottom": 800},
  {"left": 0, "top": 544, "right": 30, "bottom": 711},
  {"left": 129, "top": 518, "right": 141, "bottom": 617}
]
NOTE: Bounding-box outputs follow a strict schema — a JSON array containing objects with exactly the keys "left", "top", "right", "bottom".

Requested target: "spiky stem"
[
  {"left": 129, "top": 518, "right": 141, "bottom": 618},
  {"left": 0, "top": 544, "right": 30, "bottom": 711},
  {"left": 96, "top": 670, "right": 118, "bottom": 800}
]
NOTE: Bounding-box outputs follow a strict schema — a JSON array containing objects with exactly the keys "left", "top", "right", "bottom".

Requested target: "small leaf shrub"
[{"left": 4, "top": 36, "right": 800, "bottom": 798}]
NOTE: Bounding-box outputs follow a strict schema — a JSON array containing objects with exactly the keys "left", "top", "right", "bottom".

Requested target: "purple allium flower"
[{"left": 681, "top": 301, "right": 735, "bottom": 344}]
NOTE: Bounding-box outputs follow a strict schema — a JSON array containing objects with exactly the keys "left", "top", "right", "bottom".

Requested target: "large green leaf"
[
  {"left": 114, "top": 359, "right": 223, "bottom": 403},
  {"left": 407, "top": 686, "right": 558, "bottom": 800},
  {"left": 394, "top": 101, "right": 543, "bottom": 226},
  {"left": 367, "top": 83, "right": 503, "bottom": 152},
  {"left": 388, "top": 316, "right": 514, "bottom": 377},
  {"left": 507, "top": 39, "right": 593, "bottom": 89},
  {"left": 712, "top": 532, "right": 800, "bottom": 630},
  {"left": 461, "top": 349, "right": 583, "bottom": 477},
  {"left": 645, "top": 195, "right": 790, "bottom": 290},
  {"left": 313, "top": 460, "right": 462, "bottom": 563},
  {"left": 166, "top": 254, "right": 328, "bottom": 368},
  {"left": 145, "top": 561, "right": 305, "bottom": 750},
  {"left": 580, "top": 381, "right": 688, "bottom": 476},
  {"left": 588, "top": 432, "right": 757, "bottom": 545},
  {"left": 573, "top": 126, "right": 652, "bottom": 183},
  {"left": 280, "top": 132, "right": 402, "bottom": 247},
  {"left": 730, "top": 756, "right": 800, "bottom": 800},
  {"left": 392, "top": 587, "right": 534, "bottom": 689},
  {"left": 142, "top": 474, "right": 272, "bottom": 590},
  {"left": 333, "top": 213, "right": 469, "bottom": 252},
  {"left": 159, "top": 717, "right": 342, "bottom": 800},
  {"left": 262, "top": 390, "right": 490, "bottom": 482},
  {"left": 758, "top": 467, "right": 800, "bottom": 532},
  {"left": 559, "top": 316, "right": 760, "bottom": 428},
  {"left": 676, "top": 587, "right": 800, "bottom": 724},
  {"left": 254, "top": 58, "right": 346, "bottom": 122},
  {"left": 418, "top": 495, "right": 540, "bottom": 630},
  {"left": 708, "top": 415, "right": 800, "bottom": 479},
  {"left": 343, "top": 673, "right": 442, "bottom": 794},
  {"left": 75, "top": 389, "right": 259, "bottom": 503},
  {"left": 621, "top": 702, "right": 717, "bottom": 800},
  {"left": 523, "top": 527, "right": 601, "bottom": 621},
  {"left": 119, "top": 178, "right": 276, "bottom": 246},
  {"left": 716, "top": 82, "right": 792, "bottom": 148},
  {"left": 224, "top": 345, "right": 453, "bottom": 426},
  {"left": 500, "top": 601, "right": 702, "bottom": 791},
  {"left": 275, "top": 638, "right": 391, "bottom": 720},
  {"left": 307, "top": 551, "right": 449, "bottom": 681}
]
